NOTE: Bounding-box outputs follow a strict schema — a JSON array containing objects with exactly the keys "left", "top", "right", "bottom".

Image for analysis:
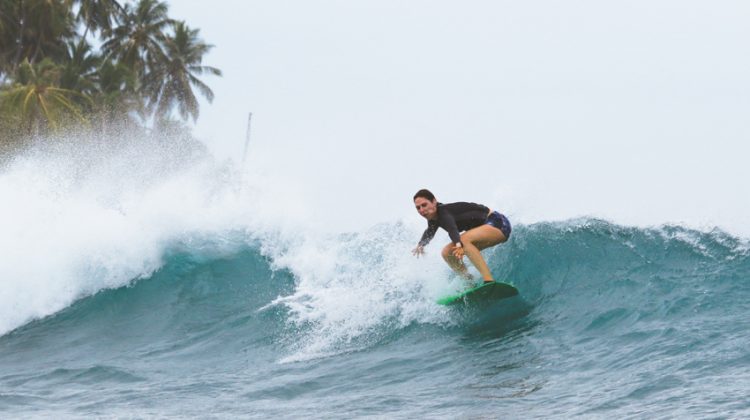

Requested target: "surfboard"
[{"left": 437, "top": 281, "right": 519, "bottom": 306}]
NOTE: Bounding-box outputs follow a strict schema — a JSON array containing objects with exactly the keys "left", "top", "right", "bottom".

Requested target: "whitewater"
[{"left": 1, "top": 138, "right": 748, "bottom": 418}]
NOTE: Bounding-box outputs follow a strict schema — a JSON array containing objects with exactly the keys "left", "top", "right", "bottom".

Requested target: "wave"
[
  {"left": 2, "top": 138, "right": 748, "bottom": 369},
  {"left": 510, "top": 220, "right": 748, "bottom": 335},
  {"left": 266, "top": 218, "right": 750, "bottom": 361},
  {"left": 5, "top": 215, "right": 747, "bottom": 370},
  {"left": 0, "top": 136, "right": 262, "bottom": 337}
]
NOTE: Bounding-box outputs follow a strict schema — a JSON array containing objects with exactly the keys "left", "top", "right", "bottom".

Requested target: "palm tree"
[
  {"left": 60, "top": 40, "right": 100, "bottom": 101},
  {"left": 0, "top": 0, "right": 19, "bottom": 78},
  {"left": 92, "top": 58, "right": 142, "bottom": 133},
  {"left": 1, "top": 0, "right": 76, "bottom": 72},
  {"left": 145, "top": 21, "right": 221, "bottom": 123},
  {"left": 0, "top": 58, "right": 89, "bottom": 135},
  {"left": 74, "top": 0, "right": 123, "bottom": 40},
  {"left": 101, "top": 0, "right": 172, "bottom": 76}
]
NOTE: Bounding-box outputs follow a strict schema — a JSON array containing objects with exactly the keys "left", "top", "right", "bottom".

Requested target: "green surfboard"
[{"left": 437, "top": 281, "right": 519, "bottom": 306}]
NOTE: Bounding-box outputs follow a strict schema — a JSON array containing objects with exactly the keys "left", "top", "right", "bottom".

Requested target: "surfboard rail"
[{"left": 437, "top": 281, "right": 519, "bottom": 306}]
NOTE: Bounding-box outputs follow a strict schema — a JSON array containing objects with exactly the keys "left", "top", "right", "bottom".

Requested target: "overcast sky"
[{"left": 169, "top": 1, "right": 750, "bottom": 235}]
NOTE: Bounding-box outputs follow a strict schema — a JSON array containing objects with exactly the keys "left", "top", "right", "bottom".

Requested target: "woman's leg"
[
  {"left": 442, "top": 243, "right": 472, "bottom": 279},
  {"left": 460, "top": 225, "right": 507, "bottom": 282}
]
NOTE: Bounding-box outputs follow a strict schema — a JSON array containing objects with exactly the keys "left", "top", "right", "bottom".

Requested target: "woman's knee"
[{"left": 441, "top": 244, "right": 453, "bottom": 259}]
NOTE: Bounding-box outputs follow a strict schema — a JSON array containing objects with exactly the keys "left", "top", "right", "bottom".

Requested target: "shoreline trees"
[{"left": 0, "top": 0, "right": 221, "bottom": 147}]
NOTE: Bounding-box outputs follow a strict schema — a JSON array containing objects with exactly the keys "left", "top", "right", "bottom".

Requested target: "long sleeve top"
[{"left": 418, "top": 202, "right": 489, "bottom": 246}]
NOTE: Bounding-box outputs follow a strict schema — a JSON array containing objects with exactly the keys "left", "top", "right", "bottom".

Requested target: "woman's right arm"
[{"left": 413, "top": 223, "right": 438, "bottom": 256}]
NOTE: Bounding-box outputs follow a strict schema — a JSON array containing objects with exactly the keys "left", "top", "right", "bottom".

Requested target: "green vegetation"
[{"left": 0, "top": 0, "right": 221, "bottom": 149}]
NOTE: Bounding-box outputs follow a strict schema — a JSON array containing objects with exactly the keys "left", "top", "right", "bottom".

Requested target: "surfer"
[{"left": 412, "top": 189, "right": 511, "bottom": 283}]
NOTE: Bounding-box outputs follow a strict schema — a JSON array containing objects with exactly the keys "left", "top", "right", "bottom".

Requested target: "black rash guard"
[{"left": 418, "top": 202, "right": 489, "bottom": 247}]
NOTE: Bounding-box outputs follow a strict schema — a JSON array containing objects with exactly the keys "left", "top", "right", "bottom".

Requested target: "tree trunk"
[{"left": 14, "top": 0, "right": 27, "bottom": 70}]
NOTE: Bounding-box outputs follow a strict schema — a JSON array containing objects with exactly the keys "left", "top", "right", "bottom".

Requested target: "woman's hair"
[{"left": 413, "top": 189, "right": 436, "bottom": 201}]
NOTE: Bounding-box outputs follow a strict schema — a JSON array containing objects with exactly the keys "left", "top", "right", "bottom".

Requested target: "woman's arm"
[
  {"left": 439, "top": 211, "right": 462, "bottom": 247},
  {"left": 413, "top": 223, "right": 438, "bottom": 257}
]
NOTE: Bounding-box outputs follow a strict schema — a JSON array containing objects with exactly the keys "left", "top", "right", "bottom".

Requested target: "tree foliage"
[
  {"left": 147, "top": 21, "right": 222, "bottom": 123},
  {"left": 0, "top": 0, "right": 221, "bottom": 144},
  {"left": 1, "top": 58, "right": 89, "bottom": 135}
]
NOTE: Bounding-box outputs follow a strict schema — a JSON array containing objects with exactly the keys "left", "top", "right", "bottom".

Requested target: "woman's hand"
[
  {"left": 451, "top": 244, "right": 465, "bottom": 259},
  {"left": 412, "top": 245, "right": 425, "bottom": 257}
]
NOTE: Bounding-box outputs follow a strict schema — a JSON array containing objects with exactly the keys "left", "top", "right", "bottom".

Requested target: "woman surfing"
[{"left": 412, "top": 189, "right": 511, "bottom": 283}]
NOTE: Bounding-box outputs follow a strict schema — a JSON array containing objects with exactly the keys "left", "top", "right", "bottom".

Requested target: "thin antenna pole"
[{"left": 242, "top": 112, "right": 253, "bottom": 166}]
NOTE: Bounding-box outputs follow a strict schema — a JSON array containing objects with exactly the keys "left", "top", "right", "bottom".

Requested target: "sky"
[{"left": 168, "top": 0, "right": 750, "bottom": 235}]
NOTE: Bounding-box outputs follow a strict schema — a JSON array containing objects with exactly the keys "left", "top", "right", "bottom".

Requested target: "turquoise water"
[{"left": 2, "top": 220, "right": 748, "bottom": 418}]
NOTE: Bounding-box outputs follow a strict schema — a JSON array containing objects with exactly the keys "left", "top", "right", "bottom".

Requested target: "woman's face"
[{"left": 414, "top": 197, "right": 437, "bottom": 220}]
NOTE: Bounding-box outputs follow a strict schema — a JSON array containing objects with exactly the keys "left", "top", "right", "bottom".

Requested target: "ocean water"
[{"left": 1, "top": 141, "right": 749, "bottom": 418}]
